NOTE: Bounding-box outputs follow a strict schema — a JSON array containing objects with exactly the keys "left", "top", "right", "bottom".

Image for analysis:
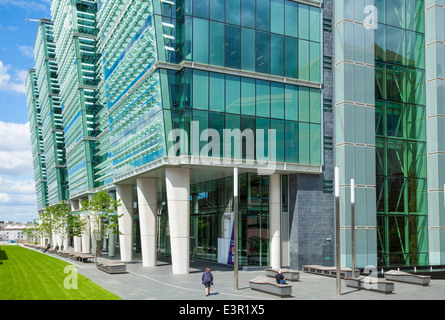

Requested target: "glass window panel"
[
  {"left": 270, "top": 119, "right": 284, "bottom": 162},
  {"left": 271, "top": 82, "right": 284, "bottom": 119},
  {"left": 256, "top": 0, "right": 270, "bottom": 32},
  {"left": 210, "top": 21, "right": 225, "bottom": 67},
  {"left": 241, "top": 28, "right": 256, "bottom": 72},
  {"left": 310, "top": 42, "right": 321, "bottom": 83},
  {"left": 298, "top": 122, "right": 310, "bottom": 164},
  {"left": 386, "top": 26, "right": 405, "bottom": 65},
  {"left": 209, "top": 72, "right": 225, "bottom": 112},
  {"left": 386, "top": 0, "right": 406, "bottom": 29},
  {"left": 285, "top": 37, "right": 298, "bottom": 78},
  {"left": 193, "top": 17, "right": 209, "bottom": 64},
  {"left": 210, "top": 0, "right": 225, "bottom": 22},
  {"left": 309, "top": 6, "right": 321, "bottom": 42},
  {"left": 225, "top": 25, "right": 241, "bottom": 69},
  {"left": 193, "top": 0, "right": 209, "bottom": 18},
  {"left": 256, "top": 117, "right": 270, "bottom": 161},
  {"left": 193, "top": 110, "right": 209, "bottom": 154},
  {"left": 256, "top": 31, "right": 270, "bottom": 74},
  {"left": 241, "top": 77, "right": 256, "bottom": 116},
  {"left": 299, "top": 86, "right": 310, "bottom": 123},
  {"left": 256, "top": 80, "right": 270, "bottom": 118},
  {"left": 284, "top": 0, "right": 298, "bottom": 37},
  {"left": 209, "top": 111, "right": 225, "bottom": 158},
  {"left": 270, "top": 0, "right": 284, "bottom": 35},
  {"left": 298, "top": 39, "right": 310, "bottom": 81},
  {"left": 241, "top": 0, "right": 255, "bottom": 28},
  {"left": 193, "top": 70, "right": 209, "bottom": 110},
  {"left": 298, "top": 4, "right": 310, "bottom": 40},
  {"left": 271, "top": 34, "right": 284, "bottom": 76},
  {"left": 226, "top": 75, "right": 240, "bottom": 114},
  {"left": 285, "top": 121, "right": 298, "bottom": 163},
  {"left": 226, "top": 0, "right": 240, "bottom": 25},
  {"left": 309, "top": 88, "right": 321, "bottom": 124},
  {"left": 310, "top": 123, "right": 321, "bottom": 164},
  {"left": 285, "top": 84, "right": 298, "bottom": 121}
]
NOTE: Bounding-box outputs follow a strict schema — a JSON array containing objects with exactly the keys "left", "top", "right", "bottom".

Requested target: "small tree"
[
  {"left": 39, "top": 208, "right": 55, "bottom": 245},
  {"left": 22, "top": 220, "right": 39, "bottom": 244},
  {"left": 49, "top": 201, "right": 86, "bottom": 251},
  {"left": 81, "top": 190, "right": 121, "bottom": 264}
]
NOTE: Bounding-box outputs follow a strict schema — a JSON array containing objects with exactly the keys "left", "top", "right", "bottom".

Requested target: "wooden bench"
[
  {"left": 264, "top": 268, "right": 300, "bottom": 281},
  {"left": 384, "top": 270, "right": 430, "bottom": 286},
  {"left": 345, "top": 276, "right": 394, "bottom": 294},
  {"left": 249, "top": 276, "right": 292, "bottom": 297},
  {"left": 96, "top": 261, "right": 127, "bottom": 274},
  {"left": 47, "top": 248, "right": 57, "bottom": 254},
  {"left": 70, "top": 253, "right": 95, "bottom": 263},
  {"left": 303, "top": 265, "right": 360, "bottom": 278},
  {"left": 57, "top": 250, "right": 74, "bottom": 258}
]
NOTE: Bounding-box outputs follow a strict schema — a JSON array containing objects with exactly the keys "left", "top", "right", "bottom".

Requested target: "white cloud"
[
  {"left": 17, "top": 45, "right": 34, "bottom": 59},
  {"left": 0, "top": 120, "right": 36, "bottom": 222},
  {"left": 0, "top": 0, "right": 50, "bottom": 12},
  {"left": 0, "top": 61, "right": 26, "bottom": 94}
]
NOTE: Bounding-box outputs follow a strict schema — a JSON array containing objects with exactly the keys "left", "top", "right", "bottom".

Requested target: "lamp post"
[
  {"left": 351, "top": 179, "right": 356, "bottom": 278},
  {"left": 335, "top": 166, "right": 341, "bottom": 296},
  {"left": 234, "top": 167, "right": 239, "bottom": 290}
]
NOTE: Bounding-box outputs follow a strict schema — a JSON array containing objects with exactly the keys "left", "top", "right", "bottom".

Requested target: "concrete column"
[
  {"left": 165, "top": 167, "right": 190, "bottom": 274},
  {"left": 137, "top": 177, "right": 158, "bottom": 267},
  {"left": 70, "top": 199, "right": 81, "bottom": 252},
  {"left": 269, "top": 173, "right": 281, "bottom": 270},
  {"left": 81, "top": 215, "right": 91, "bottom": 253},
  {"left": 108, "top": 191, "right": 116, "bottom": 257},
  {"left": 117, "top": 184, "right": 134, "bottom": 262}
]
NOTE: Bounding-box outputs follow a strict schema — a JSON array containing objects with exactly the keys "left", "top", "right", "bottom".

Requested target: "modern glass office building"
[{"left": 26, "top": 0, "right": 445, "bottom": 274}]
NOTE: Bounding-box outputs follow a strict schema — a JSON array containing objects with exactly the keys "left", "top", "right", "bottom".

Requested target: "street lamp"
[
  {"left": 234, "top": 167, "right": 239, "bottom": 290},
  {"left": 335, "top": 166, "right": 341, "bottom": 296},
  {"left": 351, "top": 179, "right": 356, "bottom": 278}
]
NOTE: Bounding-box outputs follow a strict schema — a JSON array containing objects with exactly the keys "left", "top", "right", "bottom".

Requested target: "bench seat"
[
  {"left": 345, "top": 276, "right": 394, "bottom": 294},
  {"left": 249, "top": 276, "right": 292, "bottom": 297},
  {"left": 384, "top": 270, "right": 430, "bottom": 286},
  {"left": 264, "top": 268, "right": 300, "bottom": 281},
  {"left": 70, "top": 253, "right": 95, "bottom": 263},
  {"left": 97, "top": 261, "right": 127, "bottom": 274},
  {"left": 303, "top": 265, "right": 360, "bottom": 278}
]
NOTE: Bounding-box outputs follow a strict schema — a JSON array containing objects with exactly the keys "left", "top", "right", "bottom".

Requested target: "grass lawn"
[{"left": 0, "top": 245, "right": 121, "bottom": 300}]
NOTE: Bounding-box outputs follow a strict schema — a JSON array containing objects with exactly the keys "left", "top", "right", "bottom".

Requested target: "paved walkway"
[{"left": 45, "top": 251, "right": 445, "bottom": 301}]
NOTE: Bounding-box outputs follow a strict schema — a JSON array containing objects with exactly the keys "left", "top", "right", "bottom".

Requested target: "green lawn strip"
[{"left": 0, "top": 246, "right": 121, "bottom": 300}]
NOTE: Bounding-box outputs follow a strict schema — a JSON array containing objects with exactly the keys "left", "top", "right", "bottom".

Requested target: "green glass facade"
[
  {"left": 374, "top": 0, "right": 429, "bottom": 267},
  {"left": 26, "top": 68, "right": 48, "bottom": 210}
]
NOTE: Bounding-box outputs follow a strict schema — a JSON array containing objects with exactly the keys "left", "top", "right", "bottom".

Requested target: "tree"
[
  {"left": 22, "top": 220, "right": 40, "bottom": 244},
  {"left": 43, "top": 202, "right": 87, "bottom": 250},
  {"left": 81, "top": 190, "right": 121, "bottom": 264}
]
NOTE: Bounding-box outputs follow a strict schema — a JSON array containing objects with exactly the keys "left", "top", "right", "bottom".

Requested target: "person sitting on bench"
[{"left": 275, "top": 269, "right": 287, "bottom": 285}]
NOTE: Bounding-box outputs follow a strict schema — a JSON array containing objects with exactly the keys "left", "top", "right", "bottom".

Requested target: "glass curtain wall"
[
  {"left": 157, "top": 173, "right": 288, "bottom": 266},
  {"left": 375, "top": 0, "right": 428, "bottom": 267}
]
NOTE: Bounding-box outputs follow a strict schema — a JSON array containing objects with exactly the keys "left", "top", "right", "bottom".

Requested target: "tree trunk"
[{"left": 95, "top": 239, "right": 102, "bottom": 265}]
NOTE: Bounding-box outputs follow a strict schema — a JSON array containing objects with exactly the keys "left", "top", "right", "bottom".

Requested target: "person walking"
[{"left": 202, "top": 267, "right": 214, "bottom": 296}]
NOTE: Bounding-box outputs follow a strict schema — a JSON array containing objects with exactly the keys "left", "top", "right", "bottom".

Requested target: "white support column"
[
  {"left": 137, "top": 177, "right": 158, "bottom": 267},
  {"left": 165, "top": 167, "right": 190, "bottom": 274},
  {"left": 117, "top": 184, "right": 134, "bottom": 262},
  {"left": 108, "top": 191, "right": 117, "bottom": 257},
  {"left": 70, "top": 199, "right": 82, "bottom": 253},
  {"left": 269, "top": 173, "right": 281, "bottom": 270},
  {"left": 81, "top": 212, "right": 91, "bottom": 254}
]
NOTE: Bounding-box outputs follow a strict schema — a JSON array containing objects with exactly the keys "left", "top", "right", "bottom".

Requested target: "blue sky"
[{"left": 0, "top": 0, "right": 51, "bottom": 222}]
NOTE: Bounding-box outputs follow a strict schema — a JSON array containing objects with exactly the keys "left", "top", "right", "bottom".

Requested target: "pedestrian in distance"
[
  {"left": 275, "top": 269, "right": 287, "bottom": 285},
  {"left": 202, "top": 267, "right": 214, "bottom": 296},
  {"left": 43, "top": 243, "right": 50, "bottom": 253}
]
